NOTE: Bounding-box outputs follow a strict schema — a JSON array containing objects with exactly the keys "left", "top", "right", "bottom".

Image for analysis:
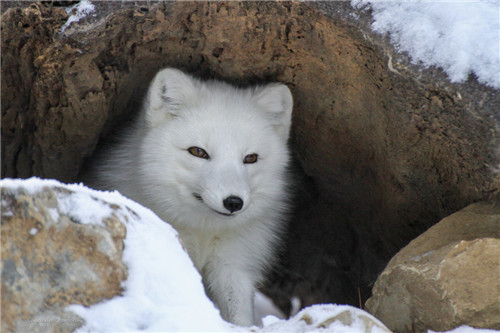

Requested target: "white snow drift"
[{"left": 353, "top": 0, "right": 500, "bottom": 88}]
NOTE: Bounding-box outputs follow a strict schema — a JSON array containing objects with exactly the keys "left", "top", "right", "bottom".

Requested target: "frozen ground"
[
  {"left": 353, "top": 0, "right": 500, "bottom": 88},
  {"left": 3, "top": 177, "right": 498, "bottom": 332}
]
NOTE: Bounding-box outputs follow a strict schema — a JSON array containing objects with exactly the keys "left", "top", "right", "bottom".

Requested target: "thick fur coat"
[{"left": 85, "top": 68, "right": 293, "bottom": 326}]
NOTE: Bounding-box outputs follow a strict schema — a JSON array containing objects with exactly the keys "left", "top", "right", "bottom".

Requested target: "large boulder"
[
  {"left": 366, "top": 202, "right": 500, "bottom": 332},
  {"left": 1, "top": 180, "right": 127, "bottom": 333},
  {"left": 0, "top": 178, "right": 229, "bottom": 332},
  {"left": 2, "top": 1, "right": 499, "bottom": 311}
]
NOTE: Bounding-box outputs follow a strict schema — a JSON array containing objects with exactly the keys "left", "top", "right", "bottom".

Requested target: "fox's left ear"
[
  {"left": 144, "top": 68, "right": 198, "bottom": 127},
  {"left": 253, "top": 83, "right": 293, "bottom": 141}
]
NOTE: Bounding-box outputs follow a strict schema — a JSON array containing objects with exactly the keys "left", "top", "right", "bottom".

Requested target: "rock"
[
  {"left": 1, "top": 1, "right": 499, "bottom": 311},
  {"left": 1, "top": 179, "right": 127, "bottom": 333},
  {"left": 1, "top": 178, "right": 233, "bottom": 332},
  {"left": 365, "top": 202, "right": 500, "bottom": 332},
  {"left": 263, "top": 304, "right": 391, "bottom": 332}
]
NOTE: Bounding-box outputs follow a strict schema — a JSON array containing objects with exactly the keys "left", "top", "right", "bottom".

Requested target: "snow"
[
  {"left": 58, "top": 191, "right": 112, "bottom": 227},
  {"left": 60, "top": 0, "right": 96, "bottom": 33},
  {"left": 1, "top": 178, "right": 495, "bottom": 332},
  {"left": 47, "top": 207, "right": 60, "bottom": 223},
  {"left": 353, "top": 0, "right": 500, "bottom": 88},
  {"left": 259, "top": 304, "right": 390, "bottom": 333},
  {"left": 254, "top": 291, "right": 286, "bottom": 325}
]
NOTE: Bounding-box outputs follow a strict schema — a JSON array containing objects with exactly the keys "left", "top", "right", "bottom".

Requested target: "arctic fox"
[{"left": 86, "top": 68, "right": 293, "bottom": 326}]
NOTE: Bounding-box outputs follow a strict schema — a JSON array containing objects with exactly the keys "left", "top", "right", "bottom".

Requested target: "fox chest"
[{"left": 178, "top": 231, "right": 223, "bottom": 273}]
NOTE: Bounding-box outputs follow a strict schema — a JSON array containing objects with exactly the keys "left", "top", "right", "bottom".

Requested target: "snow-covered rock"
[
  {"left": 1, "top": 178, "right": 393, "bottom": 332},
  {"left": 60, "top": 0, "right": 96, "bottom": 33},
  {"left": 1, "top": 178, "right": 227, "bottom": 332},
  {"left": 260, "top": 304, "right": 390, "bottom": 333},
  {"left": 353, "top": 0, "right": 500, "bottom": 88}
]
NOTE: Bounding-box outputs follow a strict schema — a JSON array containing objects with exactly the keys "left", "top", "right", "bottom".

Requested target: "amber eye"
[
  {"left": 188, "top": 147, "right": 210, "bottom": 160},
  {"left": 243, "top": 153, "right": 258, "bottom": 164}
]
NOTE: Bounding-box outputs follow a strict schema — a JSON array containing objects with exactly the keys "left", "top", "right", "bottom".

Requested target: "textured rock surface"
[
  {"left": 366, "top": 202, "right": 500, "bottom": 332},
  {"left": 1, "top": 182, "right": 127, "bottom": 333},
  {"left": 264, "top": 304, "right": 391, "bottom": 332},
  {"left": 2, "top": 1, "right": 499, "bottom": 311}
]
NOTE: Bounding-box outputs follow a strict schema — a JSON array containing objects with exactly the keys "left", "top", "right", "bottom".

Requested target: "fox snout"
[
  {"left": 223, "top": 195, "right": 244, "bottom": 213},
  {"left": 192, "top": 191, "right": 247, "bottom": 216},
  {"left": 192, "top": 161, "right": 252, "bottom": 217}
]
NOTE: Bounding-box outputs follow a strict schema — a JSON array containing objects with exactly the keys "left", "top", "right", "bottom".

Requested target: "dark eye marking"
[
  {"left": 243, "top": 153, "right": 258, "bottom": 164},
  {"left": 187, "top": 147, "right": 210, "bottom": 160}
]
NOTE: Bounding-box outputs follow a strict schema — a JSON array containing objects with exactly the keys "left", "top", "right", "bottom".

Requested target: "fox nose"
[{"left": 223, "top": 196, "right": 244, "bottom": 213}]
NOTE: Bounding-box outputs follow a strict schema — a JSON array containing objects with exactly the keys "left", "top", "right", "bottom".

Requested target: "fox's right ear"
[{"left": 144, "top": 68, "right": 197, "bottom": 127}]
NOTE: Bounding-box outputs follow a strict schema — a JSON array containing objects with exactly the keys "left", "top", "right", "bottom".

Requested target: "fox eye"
[
  {"left": 243, "top": 153, "right": 258, "bottom": 164},
  {"left": 188, "top": 147, "right": 210, "bottom": 160}
]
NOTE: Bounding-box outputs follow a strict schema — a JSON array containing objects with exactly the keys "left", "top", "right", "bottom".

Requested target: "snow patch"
[
  {"left": 57, "top": 191, "right": 112, "bottom": 226},
  {"left": 353, "top": 0, "right": 500, "bottom": 88},
  {"left": 254, "top": 291, "right": 286, "bottom": 325},
  {"left": 60, "top": 0, "right": 96, "bottom": 33},
  {"left": 1, "top": 207, "right": 13, "bottom": 217},
  {"left": 47, "top": 207, "right": 60, "bottom": 223},
  {"left": 260, "top": 304, "right": 390, "bottom": 333}
]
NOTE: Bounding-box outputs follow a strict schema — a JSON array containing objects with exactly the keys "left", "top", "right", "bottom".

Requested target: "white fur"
[{"left": 87, "top": 68, "right": 293, "bottom": 326}]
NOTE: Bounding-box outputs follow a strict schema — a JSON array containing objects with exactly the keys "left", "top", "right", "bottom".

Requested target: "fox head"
[{"left": 138, "top": 68, "right": 293, "bottom": 230}]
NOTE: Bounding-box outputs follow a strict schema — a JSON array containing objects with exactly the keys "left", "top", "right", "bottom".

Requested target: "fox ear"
[
  {"left": 253, "top": 83, "right": 293, "bottom": 141},
  {"left": 144, "top": 68, "right": 197, "bottom": 127}
]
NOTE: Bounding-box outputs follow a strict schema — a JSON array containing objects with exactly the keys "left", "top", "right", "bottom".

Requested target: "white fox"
[{"left": 86, "top": 68, "right": 293, "bottom": 326}]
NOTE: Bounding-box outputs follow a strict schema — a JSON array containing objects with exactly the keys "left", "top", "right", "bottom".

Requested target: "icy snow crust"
[
  {"left": 60, "top": 0, "right": 96, "bottom": 33},
  {"left": 1, "top": 178, "right": 494, "bottom": 333},
  {"left": 353, "top": 0, "right": 500, "bottom": 88}
]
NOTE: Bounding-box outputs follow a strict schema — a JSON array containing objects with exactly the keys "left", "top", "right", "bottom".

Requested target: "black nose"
[{"left": 223, "top": 196, "right": 243, "bottom": 213}]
